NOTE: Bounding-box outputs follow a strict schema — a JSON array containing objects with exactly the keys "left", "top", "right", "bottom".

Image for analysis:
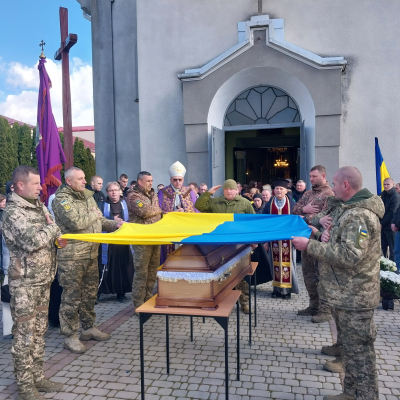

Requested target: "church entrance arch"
[{"left": 208, "top": 67, "right": 316, "bottom": 191}]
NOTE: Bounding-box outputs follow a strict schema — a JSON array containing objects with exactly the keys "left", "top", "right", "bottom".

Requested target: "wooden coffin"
[{"left": 156, "top": 244, "right": 251, "bottom": 309}]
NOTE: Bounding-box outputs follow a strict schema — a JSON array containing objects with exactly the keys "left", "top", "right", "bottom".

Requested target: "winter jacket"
[
  {"left": 307, "top": 189, "right": 384, "bottom": 310},
  {"left": 195, "top": 192, "right": 255, "bottom": 214},
  {"left": 52, "top": 184, "right": 118, "bottom": 260},
  {"left": 0, "top": 192, "right": 60, "bottom": 288},
  {"left": 126, "top": 185, "right": 162, "bottom": 225},
  {"left": 380, "top": 187, "right": 400, "bottom": 230}
]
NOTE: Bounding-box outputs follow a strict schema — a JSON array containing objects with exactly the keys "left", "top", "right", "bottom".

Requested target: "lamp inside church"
[{"left": 274, "top": 157, "right": 289, "bottom": 168}]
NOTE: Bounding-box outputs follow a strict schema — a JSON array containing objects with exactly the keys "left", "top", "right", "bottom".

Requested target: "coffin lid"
[{"left": 161, "top": 244, "right": 248, "bottom": 272}]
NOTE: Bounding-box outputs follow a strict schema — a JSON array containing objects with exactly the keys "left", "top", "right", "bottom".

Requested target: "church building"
[{"left": 76, "top": 0, "right": 400, "bottom": 191}]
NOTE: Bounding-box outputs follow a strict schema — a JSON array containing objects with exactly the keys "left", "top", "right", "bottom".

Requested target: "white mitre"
[{"left": 168, "top": 161, "right": 186, "bottom": 178}]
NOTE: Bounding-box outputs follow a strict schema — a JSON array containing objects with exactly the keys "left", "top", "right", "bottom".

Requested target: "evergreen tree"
[
  {"left": 73, "top": 138, "right": 96, "bottom": 181},
  {"left": 0, "top": 117, "right": 13, "bottom": 193},
  {"left": 85, "top": 147, "right": 96, "bottom": 182},
  {"left": 31, "top": 128, "right": 38, "bottom": 169},
  {"left": 10, "top": 123, "right": 20, "bottom": 169},
  {"left": 18, "top": 124, "right": 32, "bottom": 165}
]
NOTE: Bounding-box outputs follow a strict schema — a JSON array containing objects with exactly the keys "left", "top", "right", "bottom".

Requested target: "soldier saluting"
[
  {"left": 0, "top": 166, "right": 67, "bottom": 400},
  {"left": 293, "top": 166, "right": 384, "bottom": 400}
]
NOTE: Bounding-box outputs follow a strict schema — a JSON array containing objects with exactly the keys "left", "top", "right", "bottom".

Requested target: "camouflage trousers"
[
  {"left": 301, "top": 250, "right": 330, "bottom": 314},
  {"left": 335, "top": 308, "right": 379, "bottom": 400},
  {"left": 10, "top": 283, "right": 50, "bottom": 393},
  {"left": 235, "top": 279, "right": 249, "bottom": 307},
  {"left": 132, "top": 245, "right": 160, "bottom": 309},
  {"left": 58, "top": 258, "right": 98, "bottom": 336}
]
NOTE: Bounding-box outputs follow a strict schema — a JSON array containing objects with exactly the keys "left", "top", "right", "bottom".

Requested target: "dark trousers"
[{"left": 381, "top": 229, "right": 395, "bottom": 261}]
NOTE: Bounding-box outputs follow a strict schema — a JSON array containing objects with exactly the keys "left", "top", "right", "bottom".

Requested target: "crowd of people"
[{"left": 0, "top": 160, "right": 397, "bottom": 400}]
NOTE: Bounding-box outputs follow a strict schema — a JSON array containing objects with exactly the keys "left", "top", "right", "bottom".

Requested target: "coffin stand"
[{"left": 156, "top": 244, "right": 251, "bottom": 310}]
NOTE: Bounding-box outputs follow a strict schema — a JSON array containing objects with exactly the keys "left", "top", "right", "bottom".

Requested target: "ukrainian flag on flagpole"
[{"left": 375, "top": 137, "right": 390, "bottom": 195}]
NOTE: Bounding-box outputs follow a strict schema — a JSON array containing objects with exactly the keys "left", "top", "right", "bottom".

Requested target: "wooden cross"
[
  {"left": 258, "top": 0, "right": 263, "bottom": 15},
  {"left": 54, "top": 7, "right": 78, "bottom": 170}
]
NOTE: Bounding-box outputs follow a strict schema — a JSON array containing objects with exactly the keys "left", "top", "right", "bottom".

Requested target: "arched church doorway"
[{"left": 222, "top": 85, "right": 304, "bottom": 187}]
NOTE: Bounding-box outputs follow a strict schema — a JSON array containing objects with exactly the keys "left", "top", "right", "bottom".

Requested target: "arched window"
[{"left": 224, "top": 86, "right": 300, "bottom": 126}]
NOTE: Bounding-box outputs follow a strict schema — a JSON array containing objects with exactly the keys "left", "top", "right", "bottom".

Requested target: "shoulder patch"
[
  {"left": 61, "top": 200, "right": 72, "bottom": 212},
  {"left": 136, "top": 200, "right": 144, "bottom": 208},
  {"left": 356, "top": 225, "right": 369, "bottom": 249}
]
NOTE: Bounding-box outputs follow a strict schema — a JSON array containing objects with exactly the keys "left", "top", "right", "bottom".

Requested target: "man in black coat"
[
  {"left": 292, "top": 180, "right": 306, "bottom": 202},
  {"left": 380, "top": 177, "right": 400, "bottom": 261}
]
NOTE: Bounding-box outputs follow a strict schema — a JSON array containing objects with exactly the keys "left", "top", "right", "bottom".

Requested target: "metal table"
[{"left": 137, "top": 290, "right": 241, "bottom": 400}]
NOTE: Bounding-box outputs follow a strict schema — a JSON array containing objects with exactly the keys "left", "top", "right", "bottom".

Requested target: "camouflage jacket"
[
  {"left": 0, "top": 192, "right": 60, "bottom": 288},
  {"left": 52, "top": 184, "right": 118, "bottom": 260},
  {"left": 310, "top": 196, "right": 343, "bottom": 240},
  {"left": 292, "top": 183, "right": 334, "bottom": 224},
  {"left": 307, "top": 189, "right": 384, "bottom": 310},
  {"left": 127, "top": 186, "right": 162, "bottom": 224}
]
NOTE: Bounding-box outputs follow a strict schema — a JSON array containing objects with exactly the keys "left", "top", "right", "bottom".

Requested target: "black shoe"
[
  {"left": 281, "top": 293, "right": 291, "bottom": 300},
  {"left": 117, "top": 293, "right": 127, "bottom": 303},
  {"left": 271, "top": 290, "right": 281, "bottom": 298}
]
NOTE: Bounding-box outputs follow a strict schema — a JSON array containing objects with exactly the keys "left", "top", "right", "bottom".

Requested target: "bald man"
[
  {"left": 380, "top": 177, "right": 400, "bottom": 261},
  {"left": 293, "top": 166, "right": 384, "bottom": 400}
]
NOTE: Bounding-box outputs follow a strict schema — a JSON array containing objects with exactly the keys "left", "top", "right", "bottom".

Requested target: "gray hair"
[
  {"left": 106, "top": 181, "right": 120, "bottom": 192},
  {"left": 65, "top": 167, "right": 83, "bottom": 180},
  {"left": 297, "top": 180, "right": 305, "bottom": 184},
  {"left": 262, "top": 188, "right": 272, "bottom": 194}
]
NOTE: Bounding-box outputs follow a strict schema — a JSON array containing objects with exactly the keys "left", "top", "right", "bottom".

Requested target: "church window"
[{"left": 224, "top": 86, "right": 300, "bottom": 126}]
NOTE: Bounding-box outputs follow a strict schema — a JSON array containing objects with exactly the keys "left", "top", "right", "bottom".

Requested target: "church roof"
[
  {"left": 178, "top": 15, "right": 347, "bottom": 81},
  {"left": 1, "top": 115, "right": 35, "bottom": 129}
]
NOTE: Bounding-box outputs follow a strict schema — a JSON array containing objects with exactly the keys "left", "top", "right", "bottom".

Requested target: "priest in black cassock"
[{"left": 98, "top": 182, "right": 134, "bottom": 301}]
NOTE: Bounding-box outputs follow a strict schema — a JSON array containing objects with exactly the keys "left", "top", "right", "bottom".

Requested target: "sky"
[{"left": 0, "top": 0, "right": 93, "bottom": 126}]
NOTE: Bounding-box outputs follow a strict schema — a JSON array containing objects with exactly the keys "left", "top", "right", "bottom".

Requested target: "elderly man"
[
  {"left": 199, "top": 183, "right": 208, "bottom": 194},
  {"left": 293, "top": 180, "right": 306, "bottom": 202},
  {"left": 118, "top": 173, "right": 129, "bottom": 197},
  {"left": 127, "top": 171, "right": 162, "bottom": 311},
  {"left": 261, "top": 188, "right": 272, "bottom": 203},
  {"left": 263, "top": 179, "right": 298, "bottom": 299},
  {"left": 52, "top": 167, "right": 122, "bottom": 353},
  {"left": 292, "top": 165, "right": 334, "bottom": 322},
  {"left": 1, "top": 166, "right": 67, "bottom": 399},
  {"left": 98, "top": 182, "right": 133, "bottom": 302},
  {"left": 293, "top": 166, "right": 384, "bottom": 400},
  {"left": 158, "top": 161, "right": 198, "bottom": 213},
  {"left": 195, "top": 179, "right": 254, "bottom": 313},
  {"left": 380, "top": 177, "right": 400, "bottom": 261}
]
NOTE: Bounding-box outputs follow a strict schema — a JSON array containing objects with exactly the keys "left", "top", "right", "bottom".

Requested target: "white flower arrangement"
[
  {"left": 380, "top": 256, "right": 397, "bottom": 272},
  {"left": 380, "top": 270, "right": 400, "bottom": 298}
]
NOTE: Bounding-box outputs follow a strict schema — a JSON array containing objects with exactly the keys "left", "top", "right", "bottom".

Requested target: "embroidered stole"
[
  {"left": 160, "top": 185, "right": 197, "bottom": 213},
  {"left": 270, "top": 196, "right": 292, "bottom": 288}
]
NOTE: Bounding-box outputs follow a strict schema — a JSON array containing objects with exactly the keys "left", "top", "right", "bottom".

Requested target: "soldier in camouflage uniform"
[
  {"left": 52, "top": 167, "right": 121, "bottom": 353},
  {"left": 293, "top": 166, "right": 384, "bottom": 400},
  {"left": 0, "top": 166, "right": 66, "bottom": 400},
  {"left": 126, "top": 171, "right": 162, "bottom": 310},
  {"left": 195, "top": 179, "right": 254, "bottom": 313},
  {"left": 292, "top": 165, "right": 334, "bottom": 323}
]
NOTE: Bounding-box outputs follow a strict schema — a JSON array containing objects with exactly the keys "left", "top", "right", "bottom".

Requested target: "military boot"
[
  {"left": 323, "top": 357, "right": 344, "bottom": 373},
  {"left": 323, "top": 394, "right": 355, "bottom": 400},
  {"left": 16, "top": 388, "right": 46, "bottom": 400},
  {"left": 321, "top": 343, "right": 341, "bottom": 357},
  {"left": 80, "top": 326, "right": 110, "bottom": 341},
  {"left": 311, "top": 312, "right": 332, "bottom": 323},
  {"left": 64, "top": 334, "right": 87, "bottom": 353},
  {"left": 35, "top": 378, "right": 64, "bottom": 392},
  {"left": 297, "top": 306, "right": 318, "bottom": 316}
]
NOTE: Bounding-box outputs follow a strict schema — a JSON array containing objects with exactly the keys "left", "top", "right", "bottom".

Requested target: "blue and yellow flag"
[
  {"left": 62, "top": 213, "right": 311, "bottom": 245},
  {"left": 375, "top": 137, "right": 390, "bottom": 195}
]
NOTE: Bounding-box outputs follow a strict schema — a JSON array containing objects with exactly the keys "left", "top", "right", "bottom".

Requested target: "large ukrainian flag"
[
  {"left": 375, "top": 137, "right": 390, "bottom": 195},
  {"left": 62, "top": 213, "right": 311, "bottom": 245}
]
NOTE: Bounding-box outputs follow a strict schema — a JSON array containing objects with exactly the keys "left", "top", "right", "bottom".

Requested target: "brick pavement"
[{"left": 1, "top": 266, "right": 399, "bottom": 400}]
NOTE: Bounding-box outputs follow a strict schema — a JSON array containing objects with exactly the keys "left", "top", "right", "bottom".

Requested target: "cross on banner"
[{"left": 54, "top": 7, "right": 78, "bottom": 170}]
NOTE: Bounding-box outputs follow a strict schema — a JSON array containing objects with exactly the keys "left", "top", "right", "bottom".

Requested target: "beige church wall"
[
  {"left": 264, "top": 0, "right": 400, "bottom": 189},
  {"left": 136, "top": 0, "right": 257, "bottom": 186}
]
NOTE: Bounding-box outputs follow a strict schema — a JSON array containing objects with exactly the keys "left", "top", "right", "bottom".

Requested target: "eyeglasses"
[{"left": 172, "top": 179, "right": 183, "bottom": 182}]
